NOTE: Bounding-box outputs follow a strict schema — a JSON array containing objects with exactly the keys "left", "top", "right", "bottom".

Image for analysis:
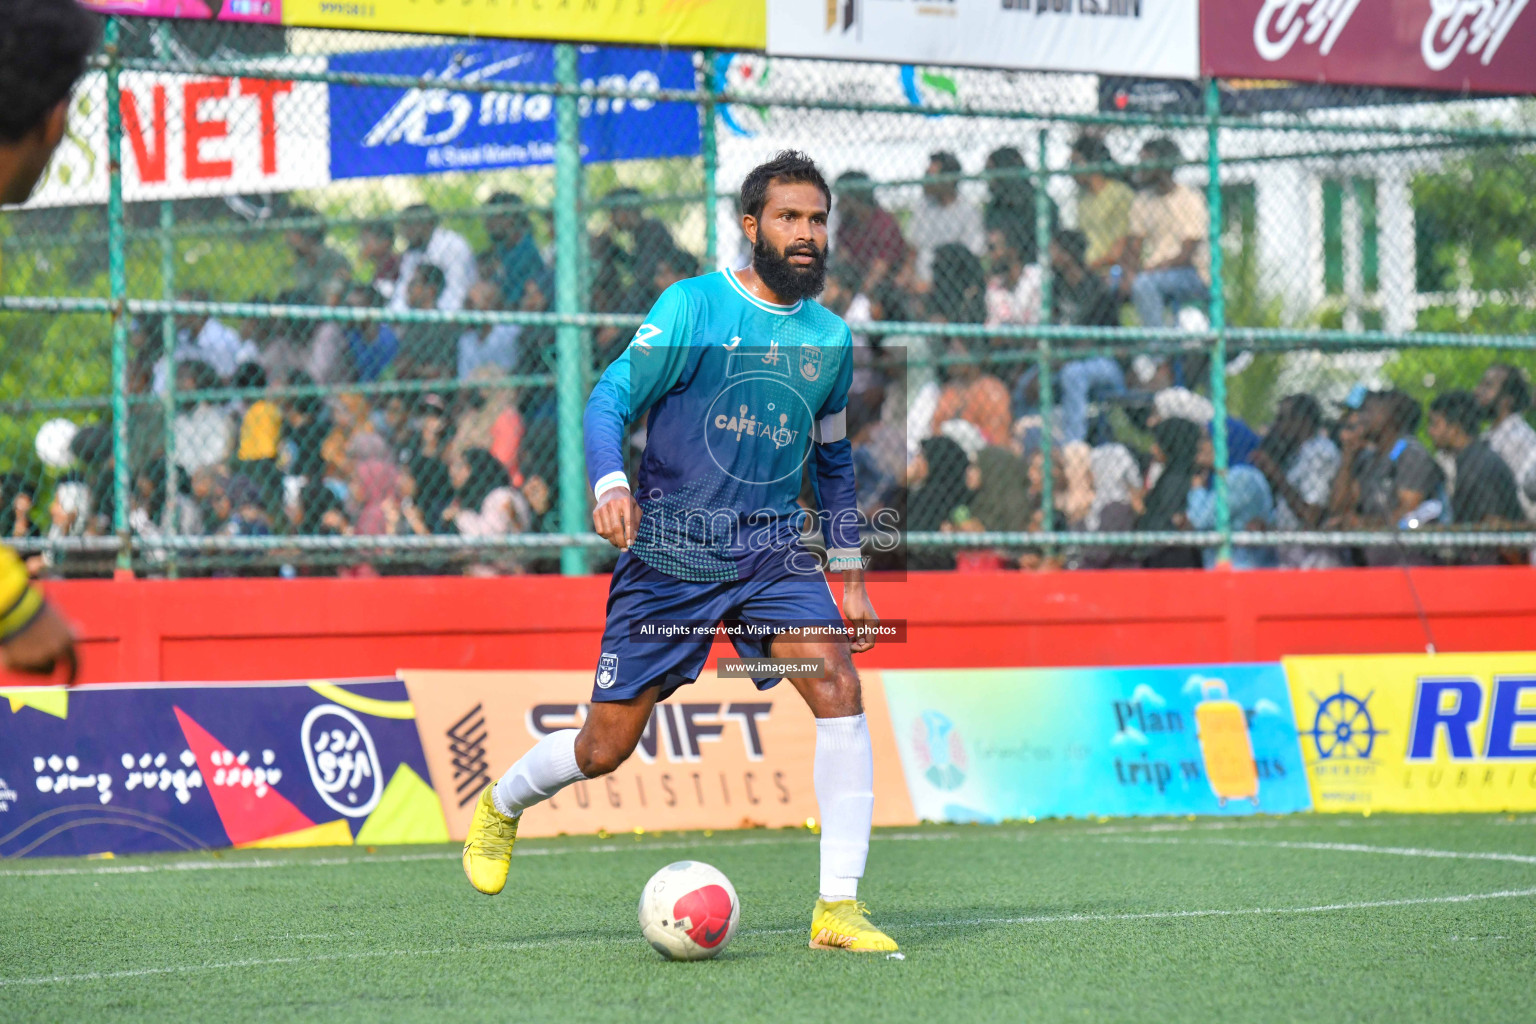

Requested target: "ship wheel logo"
[{"left": 1305, "top": 675, "right": 1387, "bottom": 761}]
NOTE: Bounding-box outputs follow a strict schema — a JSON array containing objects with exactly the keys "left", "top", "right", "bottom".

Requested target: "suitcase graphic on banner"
[{"left": 1194, "top": 679, "right": 1259, "bottom": 806}]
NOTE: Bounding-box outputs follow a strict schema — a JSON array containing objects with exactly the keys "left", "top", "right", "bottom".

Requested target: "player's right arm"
[
  {"left": 0, "top": 545, "right": 77, "bottom": 683},
  {"left": 583, "top": 284, "right": 696, "bottom": 550}
]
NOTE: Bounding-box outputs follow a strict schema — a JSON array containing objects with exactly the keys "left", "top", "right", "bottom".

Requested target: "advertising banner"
[
  {"left": 28, "top": 67, "right": 328, "bottom": 208},
  {"left": 1285, "top": 653, "right": 1536, "bottom": 813},
  {"left": 328, "top": 42, "right": 700, "bottom": 182},
  {"left": 0, "top": 680, "right": 447, "bottom": 858},
  {"left": 281, "top": 0, "right": 765, "bottom": 48},
  {"left": 767, "top": 0, "right": 1199, "bottom": 80},
  {"left": 400, "top": 669, "right": 916, "bottom": 839},
  {"left": 881, "top": 664, "right": 1311, "bottom": 823},
  {"left": 1202, "top": 0, "right": 1536, "bottom": 96},
  {"left": 80, "top": 0, "right": 280, "bottom": 25}
]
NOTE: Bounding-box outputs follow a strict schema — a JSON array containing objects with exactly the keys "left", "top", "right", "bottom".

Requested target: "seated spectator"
[
  {"left": 1428, "top": 390, "right": 1523, "bottom": 560},
  {"left": 351, "top": 455, "right": 400, "bottom": 537},
  {"left": 395, "top": 263, "right": 457, "bottom": 380},
  {"left": 652, "top": 246, "right": 699, "bottom": 295},
  {"left": 1069, "top": 134, "right": 1135, "bottom": 278},
  {"left": 445, "top": 447, "right": 528, "bottom": 574},
  {"left": 344, "top": 285, "right": 399, "bottom": 383},
  {"left": 1251, "top": 394, "right": 1342, "bottom": 569},
  {"left": 307, "top": 278, "right": 350, "bottom": 385},
  {"left": 983, "top": 146, "right": 1055, "bottom": 251},
  {"left": 456, "top": 280, "right": 519, "bottom": 381},
  {"left": 129, "top": 458, "right": 203, "bottom": 562},
  {"left": 1138, "top": 416, "right": 1202, "bottom": 568},
  {"left": 908, "top": 150, "right": 985, "bottom": 292},
  {"left": 234, "top": 362, "right": 284, "bottom": 514},
  {"left": 1126, "top": 137, "right": 1210, "bottom": 328},
  {"left": 1187, "top": 432, "right": 1276, "bottom": 569},
  {"left": 931, "top": 337, "right": 1012, "bottom": 448},
  {"left": 484, "top": 191, "right": 546, "bottom": 315},
  {"left": 1333, "top": 389, "right": 1444, "bottom": 566},
  {"left": 247, "top": 292, "right": 311, "bottom": 386},
  {"left": 391, "top": 204, "right": 477, "bottom": 312},
  {"left": 1151, "top": 386, "right": 1259, "bottom": 467},
  {"left": 1475, "top": 363, "right": 1536, "bottom": 521},
  {"left": 281, "top": 371, "right": 331, "bottom": 486},
  {"left": 1052, "top": 229, "right": 1125, "bottom": 444},
  {"left": 834, "top": 171, "right": 906, "bottom": 299},
  {"left": 171, "top": 360, "right": 233, "bottom": 476},
  {"left": 0, "top": 473, "right": 40, "bottom": 543},
  {"left": 285, "top": 207, "right": 352, "bottom": 305},
  {"left": 604, "top": 187, "right": 678, "bottom": 312},
  {"left": 1087, "top": 440, "right": 1143, "bottom": 533},
  {"left": 175, "top": 293, "right": 257, "bottom": 382},
  {"left": 453, "top": 367, "right": 525, "bottom": 483},
  {"left": 358, "top": 220, "right": 402, "bottom": 303},
  {"left": 984, "top": 224, "right": 1043, "bottom": 327}
]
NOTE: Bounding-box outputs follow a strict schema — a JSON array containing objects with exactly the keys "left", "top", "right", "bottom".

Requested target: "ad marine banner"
[
  {"left": 281, "top": 0, "right": 765, "bottom": 48},
  {"left": 1285, "top": 653, "right": 1536, "bottom": 813},
  {"left": 401, "top": 669, "right": 916, "bottom": 839}
]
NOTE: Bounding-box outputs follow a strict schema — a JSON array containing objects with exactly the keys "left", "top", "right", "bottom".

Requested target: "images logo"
[
  {"left": 912, "top": 710, "right": 967, "bottom": 790},
  {"left": 1304, "top": 675, "right": 1386, "bottom": 761}
]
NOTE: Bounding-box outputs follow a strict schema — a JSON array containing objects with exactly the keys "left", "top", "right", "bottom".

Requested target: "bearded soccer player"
[{"left": 462, "top": 151, "right": 896, "bottom": 953}]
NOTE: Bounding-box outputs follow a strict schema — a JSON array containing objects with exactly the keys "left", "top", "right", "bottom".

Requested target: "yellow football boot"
[
  {"left": 809, "top": 899, "right": 899, "bottom": 952},
  {"left": 461, "top": 784, "right": 519, "bottom": 895}
]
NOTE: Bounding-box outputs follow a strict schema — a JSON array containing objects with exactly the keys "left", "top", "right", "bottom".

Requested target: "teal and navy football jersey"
[{"left": 584, "top": 269, "right": 858, "bottom": 583}]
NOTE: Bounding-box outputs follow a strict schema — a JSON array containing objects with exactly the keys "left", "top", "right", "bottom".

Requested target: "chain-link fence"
[{"left": 3, "top": 15, "right": 1535, "bottom": 577}]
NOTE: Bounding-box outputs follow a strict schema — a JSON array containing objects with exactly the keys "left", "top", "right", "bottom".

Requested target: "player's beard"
[{"left": 752, "top": 234, "right": 827, "bottom": 303}]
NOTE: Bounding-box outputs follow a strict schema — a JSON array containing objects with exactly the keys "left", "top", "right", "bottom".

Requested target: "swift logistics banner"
[
  {"left": 768, "top": 0, "right": 1199, "bottom": 79},
  {"left": 1285, "top": 653, "right": 1536, "bottom": 813},
  {"left": 0, "top": 679, "right": 447, "bottom": 858},
  {"left": 328, "top": 42, "right": 701, "bottom": 181},
  {"left": 880, "top": 665, "right": 1312, "bottom": 822},
  {"left": 398, "top": 669, "right": 916, "bottom": 840},
  {"left": 1202, "top": 0, "right": 1536, "bottom": 96}
]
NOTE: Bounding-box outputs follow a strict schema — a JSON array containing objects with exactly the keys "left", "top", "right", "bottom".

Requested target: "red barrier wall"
[{"left": 5, "top": 566, "right": 1534, "bottom": 687}]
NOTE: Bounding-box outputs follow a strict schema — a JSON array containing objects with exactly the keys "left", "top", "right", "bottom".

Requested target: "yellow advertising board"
[
  {"left": 1285, "top": 653, "right": 1536, "bottom": 813},
  {"left": 401, "top": 668, "right": 914, "bottom": 839},
  {"left": 282, "top": 0, "right": 766, "bottom": 49}
]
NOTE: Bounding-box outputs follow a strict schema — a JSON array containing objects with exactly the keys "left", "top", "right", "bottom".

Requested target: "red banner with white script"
[{"left": 1202, "top": 0, "right": 1536, "bottom": 95}]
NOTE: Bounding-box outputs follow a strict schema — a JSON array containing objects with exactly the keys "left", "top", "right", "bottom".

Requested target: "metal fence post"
[
  {"left": 554, "top": 44, "right": 589, "bottom": 576},
  {"left": 1036, "top": 129, "right": 1055, "bottom": 539},
  {"left": 701, "top": 49, "right": 719, "bottom": 271},
  {"left": 1205, "top": 77, "right": 1232, "bottom": 567},
  {"left": 105, "top": 16, "right": 131, "bottom": 577}
]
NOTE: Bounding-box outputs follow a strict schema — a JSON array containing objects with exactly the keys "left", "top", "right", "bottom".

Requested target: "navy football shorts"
[{"left": 591, "top": 550, "right": 845, "bottom": 703}]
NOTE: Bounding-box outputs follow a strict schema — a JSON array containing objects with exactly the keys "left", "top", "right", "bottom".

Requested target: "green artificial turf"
[{"left": 2, "top": 814, "right": 1534, "bottom": 1023}]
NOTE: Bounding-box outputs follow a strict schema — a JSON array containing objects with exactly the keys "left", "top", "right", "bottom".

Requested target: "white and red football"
[{"left": 637, "top": 860, "right": 740, "bottom": 961}]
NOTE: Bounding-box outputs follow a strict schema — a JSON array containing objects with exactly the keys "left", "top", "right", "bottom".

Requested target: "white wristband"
[{"left": 593, "top": 471, "right": 630, "bottom": 501}]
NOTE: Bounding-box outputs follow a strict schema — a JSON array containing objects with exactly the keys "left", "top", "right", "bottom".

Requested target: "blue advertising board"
[
  {"left": 0, "top": 680, "right": 448, "bottom": 858},
  {"left": 881, "top": 664, "right": 1312, "bottom": 823},
  {"left": 328, "top": 42, "right": 701, "bottom": 180}
]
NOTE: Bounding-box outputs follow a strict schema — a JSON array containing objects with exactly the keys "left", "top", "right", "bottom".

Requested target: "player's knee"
[
  {"left": 803, "top": 660, "right": 862, "bottom": 717},
  {"left": 575, "top": 732, "right": 636, "bottom": 778}
]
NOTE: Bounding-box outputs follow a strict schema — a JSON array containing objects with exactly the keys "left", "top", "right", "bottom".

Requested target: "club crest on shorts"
[
  {"left": 799, "top": 345, "right": 823, "bottom": 382},
  {"left": 596, "top": 653, "right": 620, "bottom": 689}
]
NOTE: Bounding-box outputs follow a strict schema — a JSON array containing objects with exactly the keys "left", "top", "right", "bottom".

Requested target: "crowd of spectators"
[{"left": 13, "top": 137, "right": 1536, "bottom": 576}]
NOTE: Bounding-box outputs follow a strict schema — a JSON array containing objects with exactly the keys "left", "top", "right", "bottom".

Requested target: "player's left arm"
[{"left": 810, "top": 331, "right": 877, "bottom": 653}]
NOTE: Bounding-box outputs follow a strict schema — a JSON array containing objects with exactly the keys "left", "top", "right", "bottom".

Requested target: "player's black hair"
[
  {"left": 0, "top": 0, "right": 99, "bottom": 144},
  {"left": 1430, "top": 390, "right": 1482, "bottom": 436},
  {"left": 1489, "top": 362, "right": 1532, "bottom": 414},
  {"left": 739, "top": 150, "right": 831, "bottom": 221}
]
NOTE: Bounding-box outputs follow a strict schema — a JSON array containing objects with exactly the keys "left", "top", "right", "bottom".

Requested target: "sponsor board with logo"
[
  {"left": 768, "top": 0, "right": 1199, "bottom": 79},
  {"left": 400, "top": 669, "right": 915, "bottom": 839},
  {"left": 1285, "top": 653, "right": 1536, "bottom": 813},
  {"left": 327, "top": 42, "right": 700, "bottom": 181},
  {"left": 1203, "top": 0, "right": 1536, "bottom": 95},
  {"left": 881, "top": 665, "right": 1312, "bottom": 822},
  {"left": 0, "top": 680, "right": 446, "bottom": 858},
  {"left": 281, "top": 0, "right": 764, "bottom": 47},
  {"left": 28, "top": 65, "right": 327, "bottom": 208},
  {"left": 80, "top": 0, "right": 280, "bottom": 24}
]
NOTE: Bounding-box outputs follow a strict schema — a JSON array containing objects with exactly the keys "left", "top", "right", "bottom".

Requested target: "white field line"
[
  {"left": 0, "top": 815, "right": 1436, "bottom": 880},
  {"left": 5, "top": 886, "right": 1536, "bottom": 989},
  {"left": 1108, "top": 837, "right": 1536, "bottom": 867}
]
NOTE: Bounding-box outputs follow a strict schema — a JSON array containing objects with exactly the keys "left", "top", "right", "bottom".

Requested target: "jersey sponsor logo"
[
  {"left": 596, "top": 653, "right": 620, "bottom": 689},
  {"left": 1252, "top": 0, "right": 1362, "bottom": 61},
  {"left": 723, "top": 336, "right": 741, "bottom": 350},
  {"left": 714, "top": 405, "right": 800, "bottom": 450},
  {"left": 799, "top": 345, "right": 823, "bottom": 382},
  {"left": 630, "top": 323, "right": 663, "bottom": 351},
  {"left": 760, "top": 339, "right": 781, "bottom": 366}
]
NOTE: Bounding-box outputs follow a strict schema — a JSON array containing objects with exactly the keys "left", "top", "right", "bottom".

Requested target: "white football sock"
[
  {"left": 814, "top": 713, "right": 874, "bottom": 903},
  {"left": 492, "top": 729, "right": 586, "bottom": 819}
]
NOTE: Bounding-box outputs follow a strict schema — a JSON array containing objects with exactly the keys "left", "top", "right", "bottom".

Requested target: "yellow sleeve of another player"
[{"left": 0, "top": 544, "right": 43, "bottom": 642}]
